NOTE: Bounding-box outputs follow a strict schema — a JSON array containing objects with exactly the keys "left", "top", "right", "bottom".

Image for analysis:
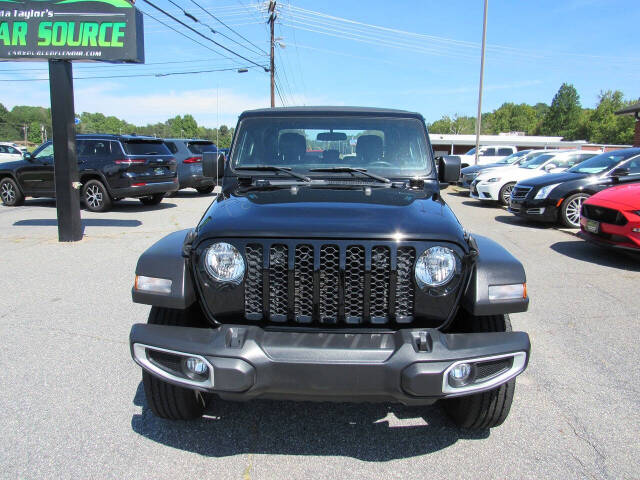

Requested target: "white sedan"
[
  {"left": 470, "top": 150, "right": 598, "bottom": 205},
  {"left": 0, "top": 143, "right": 24, "bottom": 163}
]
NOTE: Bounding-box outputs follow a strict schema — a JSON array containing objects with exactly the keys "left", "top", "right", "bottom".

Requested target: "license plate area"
[{"left": 585, "top": 219, "right": 600, "bottom": 233}]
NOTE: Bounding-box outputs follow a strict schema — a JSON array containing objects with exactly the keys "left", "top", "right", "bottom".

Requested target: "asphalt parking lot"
[{"left": 1, "top": 189, "right": 638, "bottom": 480}]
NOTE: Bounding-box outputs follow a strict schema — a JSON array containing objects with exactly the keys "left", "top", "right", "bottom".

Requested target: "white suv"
[
  {"left": 457, "top": 145, "right": 517, "bottom": 168},
  {"left": 0, "top": 143, "right": 24, "bottom": 162},
  {"left": 470, "top": 150, "right": 598, "bottom": 205}
]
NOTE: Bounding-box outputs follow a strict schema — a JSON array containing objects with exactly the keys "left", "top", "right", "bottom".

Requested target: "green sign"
[{"left": 0, "top": 0, "right": 144, "bottom": 62}]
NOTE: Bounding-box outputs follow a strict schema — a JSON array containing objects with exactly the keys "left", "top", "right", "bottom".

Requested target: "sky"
[{"left": 1, "top": 0, "right": 639, "bottom": 128}]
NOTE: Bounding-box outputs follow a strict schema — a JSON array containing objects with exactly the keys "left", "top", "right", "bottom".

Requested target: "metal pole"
[
  {"left": 269, "top": 0, "right": 276, "bottom": 108},
  {"left": 474, "top": 0, "right": 488, "bottom": 166},
  {"left": 49, "top": 59, "right": 82, "bottom": 242}
]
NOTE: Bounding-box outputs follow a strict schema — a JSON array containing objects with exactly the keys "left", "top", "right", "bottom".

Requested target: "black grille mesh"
[
  {"left": 319, "top": 245, "right": 340, "bottom": 322},
  {"left": 245, "top": 244, "right": 263, "bottom": 319},
  {"left": 475, "top": 358, "right": 511, "bottom": 380},
  {"left": 582, "top": 204, "right": 627, "bottom": 226},
  {"left": 370, "top": 246, "right": 390, "bottom": 321},
  {"left": 294, "top": 245, "right": 314, "bottom": 322},
  {"left": 395, "top": 247, "right": 415, "bottom": 319},
  {"left": 344, "top": 246, "right": 365, "bottom": 322},
  {"left": 244, "top": 242, "right": 417, "bottom": 325},
  {"left": 269, "top": 245, "right": 288, "bottom": 321}
]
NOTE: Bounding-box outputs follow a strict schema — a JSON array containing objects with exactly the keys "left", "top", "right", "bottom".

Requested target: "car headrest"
[
  {"left": 279, "top": 132, "right": 306, "bottom": 163},
  {"left": 356, "top": 135, "right": 383, "bottom": 163},
  {"left": 323, "top": 149, "right": 340, "bottom": 163}
]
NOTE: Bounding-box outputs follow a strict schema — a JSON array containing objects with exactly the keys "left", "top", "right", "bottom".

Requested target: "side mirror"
[
  {"left": 544, "top": 163, "right": 557, "bottom": 172},
  {"left": 24, "top": 152, "right": 33, "bottom": 162},
  {"left": 202, "top": 152, "right": 225, "bottom": 181},
  {"left": 611, "top": 167, "right": 629, "bottom": 178},
  {"left": 437, "top": 155, "right": 461, "bottom": 184}
]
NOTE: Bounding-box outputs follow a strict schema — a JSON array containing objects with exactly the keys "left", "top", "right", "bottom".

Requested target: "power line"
[
  {"left": 189, "top": 0, "right": 268, "bottom": 56},
  {"left": 141, "top": 0, "right": 269, "bottom": 71},
  {"left": 0, "top": 65, "right": 260, "bottom": 82}
]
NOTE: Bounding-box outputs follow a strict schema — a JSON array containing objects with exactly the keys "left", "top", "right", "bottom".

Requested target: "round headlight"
[
  {"left": 415, "top": 246, "right": 459, "bottom": 288},
  {"left": 204, "top": 242, "right": 245, "bottom": 284}
]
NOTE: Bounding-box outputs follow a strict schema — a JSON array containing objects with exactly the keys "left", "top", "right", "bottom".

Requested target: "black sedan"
[{"left": 508, "top": 148, "right": 640, "bottom": 227}]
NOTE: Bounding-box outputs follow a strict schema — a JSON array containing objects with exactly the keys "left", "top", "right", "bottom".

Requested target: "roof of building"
[
  {"left": 615, "top": 101, "right": 640, "bottom": 115},
  {"left": 428, "top": 133, "right": 587, "bottom": 148}
]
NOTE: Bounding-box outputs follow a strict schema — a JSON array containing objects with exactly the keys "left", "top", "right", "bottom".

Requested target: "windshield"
[
  {"left": 232, "top": 116, "right": 433, "bottom": 178},
  {"left": 495, "top": 150, "right": 530, "bottom": 164},
  {"left": 187, "top": 141, "right": 218, "bottom": 154},
  {"left": 519, "top": 153, "right": 555, "bottom": 169},
  {"left": 568, "top": 150, "right": 637, "bottom": 174}
]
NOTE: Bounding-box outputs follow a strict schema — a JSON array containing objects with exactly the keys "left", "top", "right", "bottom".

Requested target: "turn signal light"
[
  {"left": 134, "top": 275, "right": 172, "bottom": 294},
  {"left": 488, "top": 283, "right": 527, "bottom": 301}
]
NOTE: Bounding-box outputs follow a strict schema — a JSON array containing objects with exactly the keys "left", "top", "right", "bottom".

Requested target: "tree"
[
  {"left": 585, "top": 90, "right": 635, "bottom": 145},
  {"left": 428, "top": 115, "right": 475, "bottom": 134},
  {"left": 540, "top": 83, "right": 582, "bottom": 139},
  {"left": 485, "top": 103, "right": 538, "bottom": 134}
]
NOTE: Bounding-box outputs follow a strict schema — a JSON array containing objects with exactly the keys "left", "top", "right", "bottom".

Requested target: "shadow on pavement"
[
  {"left": 17, "top": 198, "right": 177, "bottom": 213},
  {"left": 494, "top": 215, "right": 554, "bottom": 229},
  {"left": 14, "top": 218, "right": 142, "bottom": 228},
  {"left": 461, "top": 200, "right": 499, "bottom": 209},
  {"left": 131, "top": 383, "right": 488, "bottom": 460},
  {"left": 550, "top": 240, "right": 640, "bottom": 272},
  {"left": 444, "top": 189, "right": 470, "bottom": 198}
]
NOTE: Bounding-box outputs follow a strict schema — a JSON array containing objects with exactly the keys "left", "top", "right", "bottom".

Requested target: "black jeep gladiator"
[{"left": 129, "top": 107, "right": 530, "bottom": 429}]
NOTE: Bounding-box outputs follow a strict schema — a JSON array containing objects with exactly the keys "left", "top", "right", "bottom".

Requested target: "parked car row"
[
  {"left": 0, "top": 135, "right": 227, "bottom": 212},
  {"left": 457, "top": 147, "right": 640, "bottom": 254}
]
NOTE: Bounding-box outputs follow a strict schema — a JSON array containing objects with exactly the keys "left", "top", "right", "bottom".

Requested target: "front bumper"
[
  {"left": 508, "top": 198, "right": 558, "bottom": 222},
  {"left": 130, "top": 324, "right": 530, "bottom": 404},
  {"left": 470, "top": 181, "right": 501, "bottom": 201}
]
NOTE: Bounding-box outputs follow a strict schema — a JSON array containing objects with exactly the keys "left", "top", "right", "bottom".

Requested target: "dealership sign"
[{"left": 0, "top": 0, "right": 144, "bottom": 62}]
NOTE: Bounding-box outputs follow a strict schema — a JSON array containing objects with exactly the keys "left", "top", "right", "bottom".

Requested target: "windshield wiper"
[
  {"left": 235, "top": 165, "right": 311, "bottom": 182},
  {"left": 309, "top": 167, "right": 390, "bottom": 184}
]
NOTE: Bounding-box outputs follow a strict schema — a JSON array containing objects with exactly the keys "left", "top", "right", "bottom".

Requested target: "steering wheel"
[{"left": 368, "top": 161, "right": 392, "bottom": 168}]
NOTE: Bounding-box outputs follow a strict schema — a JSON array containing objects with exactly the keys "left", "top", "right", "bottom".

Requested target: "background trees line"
[
  {"left": 428, "top": 84, "right": 636, "bottom": 145},
  {"left": 1, "top": 83, "right": 637, "bottom": 148},
  {"left": 0, "top": 106, "right": 234, "bottom": 148}
]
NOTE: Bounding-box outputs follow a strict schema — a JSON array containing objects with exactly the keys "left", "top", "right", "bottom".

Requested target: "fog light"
[
  {"left": 185, "top": 357, "right": 208, "bottom": 376},
  {"left": 448, "top": 363, "right": 474, "bottom": 388}
]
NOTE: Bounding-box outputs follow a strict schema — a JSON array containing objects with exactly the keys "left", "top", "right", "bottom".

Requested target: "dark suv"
[
  {"left": 0, "top": 134, "right": 178, "bottom": 212},
  {"left": 163, "top": 139, "right": 219, "bottom": 194},
  {"left": 129, "top": 107, "right": 530, "bottom": 430}
]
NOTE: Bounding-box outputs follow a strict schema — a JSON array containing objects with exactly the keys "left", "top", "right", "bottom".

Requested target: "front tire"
[
  {"left": 442, "top": 313, "right": 517, "bottom": 429},
  {"left": 82, "top": 179, "right": 112, "bottom": 212},
  {"left": 139, "top": 193, "right": 164, "bottom": 206},
  {"left": 560, "top": 193, "right": 589, "bottom": 228},
  {"left": 142, "top": 307, "right": 208, "bottom": 420},
  {"left": 499, "top": 182, "right": 516, "bottom": 206},
  {"left": 0, "top": 177, "right": 25, "bottom": 206},
  {"left": 196, "top": 185, "right": 215, "bottom": 195}
]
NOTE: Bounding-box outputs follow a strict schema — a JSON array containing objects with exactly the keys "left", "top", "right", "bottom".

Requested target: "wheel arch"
[
  {"left": 79, "top": 172, "right": 114, "bottom": 196},
  {"left": 0, "top": 173, "right": 24, "bottom": 194}
]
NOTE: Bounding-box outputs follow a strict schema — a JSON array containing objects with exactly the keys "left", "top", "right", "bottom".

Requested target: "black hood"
[
  {"left": 0, "top": 159, "right": 28, "bottom": 171},
  {"left": 195, "top": 184, "right": 467, "bottom": 246},
  {"left": 520, "top": 171, "right": 588, "bottom": 188}
]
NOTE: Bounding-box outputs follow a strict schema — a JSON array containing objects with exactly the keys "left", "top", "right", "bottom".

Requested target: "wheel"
[
  {"left": 82, "top": 179, "right": 112, "bottom": 212},
  {"left": 139, "top": 193, "right": 164, "bottom": 206},
  {"left": 498, "top": 182, "right": 516, "bottom": 206},
  {"left": 142, "top": 306, "right": 209, "bottom": 420},
  {"left": 560, "top": 193, "right": 589, "bottom": 228},
  {"left": 0, "top": 177, "right": 24, "bottom": 206},
  {"left": 196, "top": 186, "right": 215, "bottom": 195},
  {"left": 442, "top": 313, "right": 517, "bottom": 429}
]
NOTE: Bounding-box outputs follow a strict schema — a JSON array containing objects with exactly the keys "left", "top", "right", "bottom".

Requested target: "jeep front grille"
[{"left": 244, "top": 242, "right": 417, "bottom": 325}]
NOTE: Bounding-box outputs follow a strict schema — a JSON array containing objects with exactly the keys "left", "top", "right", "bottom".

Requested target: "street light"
[{"left": 474, "top": 0, "right": 488, "bottom": 166}]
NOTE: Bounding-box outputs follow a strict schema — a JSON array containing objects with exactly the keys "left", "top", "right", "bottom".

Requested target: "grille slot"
[
  {"left": 370, "top": 246, "right": 391, "bottom": 323},
  {"left": 319, "top": 245, "right": 340, "bottom": 323},
  {"left": 269, "top": 245, "right": 288, "bottom": 322},
  {"left": 245, "top": 244, "right": 263, "bottom": 320},
  {"left": 294, "top": 245, "right": 314, "bottom": 322},
  {"left": 243, "top": 242, "right": 418, "bottom": 325},
  {"left": 582, "top": 205, "right": 627, "bottom": 226},
  {"left": 395, "top": 247, "right": 415, "bottom": 322},
  {"left": 511, "top": 186, "right": 532, "bottom": 200},
  {"left": 344, "top": 246, "right": 365, "bottom": 323}
]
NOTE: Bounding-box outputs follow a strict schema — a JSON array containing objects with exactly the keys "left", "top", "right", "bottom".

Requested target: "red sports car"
[{"left": 580, "top": 183, "right": 640, "bottom": 252}]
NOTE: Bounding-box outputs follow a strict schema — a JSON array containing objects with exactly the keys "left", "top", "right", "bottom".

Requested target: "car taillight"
[
  {"left": 115, "top": 158, "right": 146, "bottom": 165},
  {"left": 183, "top": 156, "right": 202, "bottom": 164}
]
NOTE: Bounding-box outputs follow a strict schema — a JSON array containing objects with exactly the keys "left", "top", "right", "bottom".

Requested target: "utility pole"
[
  {"left": 474, "top": 0, "right": 488, "bottom": 165},
  {"left": 23, "top": 123, "right": 28, "bottom": 148},
  {"left": 268, "top": 0, "right": 276, "bottom": 108}
]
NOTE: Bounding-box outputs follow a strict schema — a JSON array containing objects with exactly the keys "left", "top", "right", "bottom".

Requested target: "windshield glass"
[
  {"left": 122, "top": 140, "right": 171, "bottom": 156},
  {"left": 496, "top": 150, "right": 529, "bottom": 164},
  {"left": 187, "top": 141, "right": 218, "bottom": 154},
  {"left": 232, "top": 116, "right": 433, "bottom": 178},
  {"left": 520, "top": 153, "right": 555, "bottom": 169},
  {"left": 568, "top": 150, "right": 637, "bottom": 174}
]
